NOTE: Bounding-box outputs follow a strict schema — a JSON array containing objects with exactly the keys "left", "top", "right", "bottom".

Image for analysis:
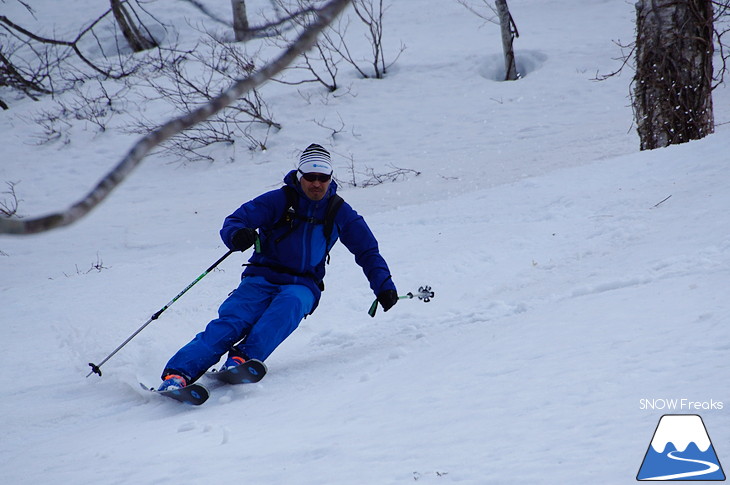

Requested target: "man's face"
[{"left": 300, "top": 172, "right": 331, "bottom": 201}]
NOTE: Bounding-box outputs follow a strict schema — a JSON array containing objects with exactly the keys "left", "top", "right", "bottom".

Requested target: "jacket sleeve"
[
  {"left": 220, "top": 189, "right": 287, "bottom": 250},
  {"left": 336, "top": 202, "right": 397, "bottom": 296}
]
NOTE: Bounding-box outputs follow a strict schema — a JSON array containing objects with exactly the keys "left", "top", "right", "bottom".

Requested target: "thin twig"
[{"left": 652, "top": 194, "right": 672, "bottom": 208}]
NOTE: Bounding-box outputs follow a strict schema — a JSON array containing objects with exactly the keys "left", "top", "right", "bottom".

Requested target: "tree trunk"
[
  {"left": 495, "top": 0, "right": 519, "bottom": 81},
  {"left": 232, "top": 0, "right": 251, "bottom": 42},
  {"left": 633, "top": 0, "right": 714, "bottom": 150},
  {"left": 110, "top": 0, "right": 156, "bottom": 52}
]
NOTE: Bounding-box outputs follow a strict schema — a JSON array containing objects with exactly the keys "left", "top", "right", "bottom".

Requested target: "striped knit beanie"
[{"left": 297, "top": 143, "right": 333, "bottom": 179}]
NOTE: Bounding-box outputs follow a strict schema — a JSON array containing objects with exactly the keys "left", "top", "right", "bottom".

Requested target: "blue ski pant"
[{"left": 162, "top": 276, "right": 315, "bottom": 382}]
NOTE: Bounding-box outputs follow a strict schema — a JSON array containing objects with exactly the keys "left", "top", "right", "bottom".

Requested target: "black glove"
[
  {"left": 377, "top": 289, "right": 399, "bottom": 312},
  {"left": 231, "top": 228, "right": 258, "bottom": 252}
]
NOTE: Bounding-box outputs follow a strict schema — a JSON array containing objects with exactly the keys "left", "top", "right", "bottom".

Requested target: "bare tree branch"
[
  {"left": 0, "top": 0, "right": 354, "bottom": 235},
  {"left": 182, "top": 0, "right": 317, "bottom": 39},
  {"left": 1, "top": 10, "right": 142, "bottom": 79},
  {"left": 455, "top": 0, "right": 499, "bottom": 24},
  {"left": 0, "top": 181, "right": 21, "bottom": 217}
]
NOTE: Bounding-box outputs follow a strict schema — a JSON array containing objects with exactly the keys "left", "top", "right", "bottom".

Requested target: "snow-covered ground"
[{"left": 2, "top": 0, "right": 729, "bottom": 483}]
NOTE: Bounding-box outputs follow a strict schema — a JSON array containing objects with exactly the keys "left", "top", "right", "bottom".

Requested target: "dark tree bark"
[
  {"left": 633, "top": 0, "right": 714, "bottom": 150},
  {"left": 110, "top": 0, "right": 157, "bottom": 52}
]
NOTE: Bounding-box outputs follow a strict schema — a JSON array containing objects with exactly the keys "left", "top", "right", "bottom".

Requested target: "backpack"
[{"left": 272, "top": 185, "right": 344, "bottom": 262}]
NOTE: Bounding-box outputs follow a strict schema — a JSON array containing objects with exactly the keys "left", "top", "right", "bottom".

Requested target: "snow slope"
[{"left": 2, "top": 0, "right": 729, "bottom": 483}]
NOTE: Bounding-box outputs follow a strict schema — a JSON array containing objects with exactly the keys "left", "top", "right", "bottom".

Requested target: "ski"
[
  {"left": 206, "top": 359, "right": 267, "bottom": 385},
  {"left": 140, "top": 382, "right": 209, "bottom": 405}
]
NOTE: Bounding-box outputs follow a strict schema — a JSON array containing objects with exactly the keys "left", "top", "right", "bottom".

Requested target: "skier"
[{"left": 158, "top": 143, "right": 399, "bottom": 391}]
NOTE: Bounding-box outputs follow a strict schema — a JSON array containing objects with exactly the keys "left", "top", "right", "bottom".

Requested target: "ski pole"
[
  {"left": 86, "top": 249, "right": 235, "bottom": 377},
  {"left": 368, "top": 285, "right": 435, "bottom": 317}
]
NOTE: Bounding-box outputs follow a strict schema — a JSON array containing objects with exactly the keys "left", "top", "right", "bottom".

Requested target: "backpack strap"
[
  {"left": 323, "top": 194, "right": 344, "bottom": 242},
  {"left": 322, "top": 194, "right": 344, "bottom": 265},
  {"left": 273, "top": 185, "right": 300, "bottom": 243},
  {"left": 281, "top": 185, "right": 299, "bottom": 225}
]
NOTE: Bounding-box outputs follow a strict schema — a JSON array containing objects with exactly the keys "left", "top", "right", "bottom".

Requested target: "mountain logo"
[{"left": 637, "top": 414, "right": 725, "bottom": 481}]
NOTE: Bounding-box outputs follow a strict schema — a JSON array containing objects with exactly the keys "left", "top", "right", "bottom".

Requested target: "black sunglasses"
[{"left": 299, "top": 170, "right": 331, "bottom": 183}]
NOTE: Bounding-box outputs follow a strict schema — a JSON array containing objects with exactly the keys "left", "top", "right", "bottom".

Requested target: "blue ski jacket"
[{"left": 220, "top": 170, "right": 396, "bottom": 310}]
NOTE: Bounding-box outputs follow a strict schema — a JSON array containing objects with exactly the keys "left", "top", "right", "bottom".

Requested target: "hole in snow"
[{"left": 479, "top": 50, "right": 548, "bottom": 81}]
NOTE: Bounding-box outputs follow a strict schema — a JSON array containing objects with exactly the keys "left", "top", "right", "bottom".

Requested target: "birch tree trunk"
[
  {"left": 495, "top": 0, "right": 519, "bottom": 81},
  {"left": 232, "top": 0, "right": 251, "bottom": 42},
  {"left": 633, "top": 0, "right": 714, "bottom": 150},
  {"left": 110, "top": 0, "right": 156, "bottom": 52}
]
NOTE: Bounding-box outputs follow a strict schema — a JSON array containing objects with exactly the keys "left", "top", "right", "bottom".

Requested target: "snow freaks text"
[{"left": 639, "top": 399, "right": 724, "bottom": 411}]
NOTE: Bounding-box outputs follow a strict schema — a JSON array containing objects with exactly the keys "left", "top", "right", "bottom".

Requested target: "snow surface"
[{"left": 2, "top": 0, "right": 730, "bottom": 483}]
